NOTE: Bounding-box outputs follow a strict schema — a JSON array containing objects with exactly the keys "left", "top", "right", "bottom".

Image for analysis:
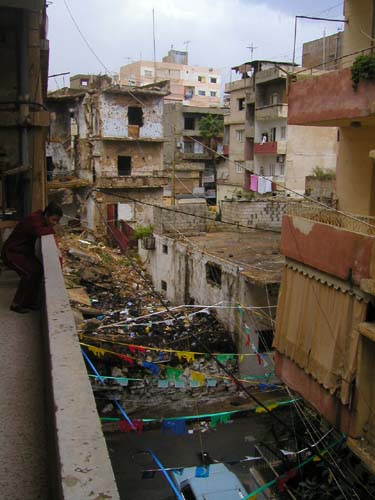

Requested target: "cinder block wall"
[
  {"left": 221, "top": 199, "right": 290, "bottom": 229},
  {"left": 153, "top": 203, "right": 209, "bottom": 234}
]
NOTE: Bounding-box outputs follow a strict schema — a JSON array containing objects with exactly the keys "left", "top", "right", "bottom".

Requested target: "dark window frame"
[{"left": 117, "top": 156, "right": 132, "bottom": 176}]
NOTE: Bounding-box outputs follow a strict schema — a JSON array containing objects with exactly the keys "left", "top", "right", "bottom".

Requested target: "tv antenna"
[
  {"left": 246, "top": 42, "right": 258, "bottom": 60},
  {"left": 183, "top": 40, "right": 191, "bottom": 52}
]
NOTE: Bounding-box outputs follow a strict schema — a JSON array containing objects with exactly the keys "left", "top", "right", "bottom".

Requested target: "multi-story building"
[
  {"left": 219, "top": 60, "right": 337, "bottom": 204},
  {"left": 46, "top": 75, "right": 169, "bottom": 241},
  {"left": 302, "top": 31, "right": 344, "bottom": 71},
  {"left": 274, "top": 0, "right": 375, "bottom": 472},
  {"left": 120, "top": 49, "right": 221, "bottom": 107},
  {"left": 163, "top": 102, "right": 226, "bottom": 203}
]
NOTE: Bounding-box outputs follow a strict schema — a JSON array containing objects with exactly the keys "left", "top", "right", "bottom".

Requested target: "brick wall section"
[
  {"left": 153, "top": 203, "right": 210, "bottom": 234},
  {"left": 221, "top": 199, "right": 290, "bottom": 229}
]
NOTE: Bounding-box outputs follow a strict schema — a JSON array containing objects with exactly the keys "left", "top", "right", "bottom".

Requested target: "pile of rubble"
[{"left": 60, "top": 230, "right": 248, "bottom": 418}]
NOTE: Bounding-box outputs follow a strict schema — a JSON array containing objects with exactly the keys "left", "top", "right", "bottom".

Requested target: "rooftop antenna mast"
[
  {"left": 183, "top": 40, "right": 191, "bottom": 52},
  {"left": 246, "top": 42, "right": 258, "bottom": 60},
  {"left": 152, "top": 8, "right": 156, "bottom": 82}
]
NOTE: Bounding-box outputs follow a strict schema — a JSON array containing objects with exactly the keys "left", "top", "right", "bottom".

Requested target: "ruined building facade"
[{"left": 46, "top": 76, "right": 170, "bottom": 239}]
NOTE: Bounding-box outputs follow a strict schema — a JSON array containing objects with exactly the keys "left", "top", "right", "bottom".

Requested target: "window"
[
  {"left": 279, "top": 163, "right": 285, "bottom": 176},
  {"left": 198, "top": 75, "right": 206, "bottom": 83},
  {"left": 270, "top": 93, "right": 279, "bottom": 105},
  {"left": 210, "top": 77, "right": 217, "bottom": 83},
  {"left": 260, "top": 166, "right": 264, "bottom": 175},
  {"left": 206, "top": 262, "right": 222, "bottom": 287},
  {"left": 183, "top": 142, "right": 194, "bottom": 153},
  {"left": 236, "top": 129, "right": 244, "bottom": 142},
  {"left": 144, "top": 70, "right": 153, "bottom": 78},
  {"left": 117, "top": 156, "right": 131, "bottom": 176},
  {"left": 198, "top": 90, "right": 206, "bottom": 96},
  {"left": 258, "top": 330, "right": 274, "bottom": 353},
  {"left": 162, "top": 244, "right": 168, "bottom": 254},
  {"left": 161, "top": 280, "right": 167, "bottom": 291},
  {"left": 235, "top": 161, "right": 244, "bottom": 173},
  {"left": 281, "top": 126, "right": 286, "bottom": 139},
  {"left": 210, "top": 91, "right": 217, "bottom": 97},
  {"left": 46, "top": 156, "right": 54, "bottom": 181},
  {"left": 184, "top": 86, "right": 195, "bottom": 99},
  {"left": 270, "top": 127, "right": 276, "bottom": 142},
  {"left": 128, "top": 107, "right": 143, "bottom": 126},
  {"left": 269, "top": 163, "right": 275, "bottom": 176},
  {"left": 80, "top": 79, "right": 89, "bottom": 86},
  {"left": 184, "top": 116, "right": 195, "bottom": 130},
  {"left": 238, "top": 98, "right": 245, "bottom": 110}
]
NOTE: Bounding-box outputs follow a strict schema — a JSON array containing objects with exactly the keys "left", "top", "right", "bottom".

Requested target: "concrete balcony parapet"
[
  {"left": 280, "top": 212, "right": 375, "bottom": 286},
  {"left": 41, "top": 235, "right": 120, "bottom": 500},
  {"left": 96, "top": 175, "right": 169, "bottom": 189},
  {"left": 224, "top": 79, "right": 252, "bottom": 93},
  {"left": 288, "top": 67, "right": 375, "bottom": 127},
  {"left": 255, "top": 103, "right": 288, "bottom": 121}
]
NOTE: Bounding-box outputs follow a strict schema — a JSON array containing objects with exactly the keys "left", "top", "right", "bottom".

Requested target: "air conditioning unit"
[{"left": 276, "top": 155, "right": 285, "bottom": 163}]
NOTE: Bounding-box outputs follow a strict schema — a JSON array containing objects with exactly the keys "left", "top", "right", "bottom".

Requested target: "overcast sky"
[{"left": 47, "top": 0, "right": 344, "bottom": 90}]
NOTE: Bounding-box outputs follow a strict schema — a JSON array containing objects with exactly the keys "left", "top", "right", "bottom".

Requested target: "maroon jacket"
[{"left": 2, "top": 210, "right": 55, "bottom": 258}]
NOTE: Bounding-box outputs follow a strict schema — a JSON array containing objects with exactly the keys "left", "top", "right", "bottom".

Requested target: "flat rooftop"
[{"left": 173, "top": 230, "right": 283, "bottom": 284}]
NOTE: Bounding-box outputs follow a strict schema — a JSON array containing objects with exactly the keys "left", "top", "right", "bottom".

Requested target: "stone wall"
[{"left": 221, "top": 199, "right": 290, "bottom": 229}]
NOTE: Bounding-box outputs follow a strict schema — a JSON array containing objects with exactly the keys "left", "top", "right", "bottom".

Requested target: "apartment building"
[
  {"left": 120, "top": 49, "right": 221, "bottom": 107},
  {"left": 163, "top": 102, "right": 226, "bottom": 202},
  {"left": 274, "top": 0, "right": 375, "bottom": 472},
  {"left": 220, "top": 60, "right": 337, "bottom": 203},
  {"left": 46, "top": 75, "right": 169, "bottom": 241}
]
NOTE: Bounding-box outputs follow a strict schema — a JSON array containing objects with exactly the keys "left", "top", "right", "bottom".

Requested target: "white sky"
[{"left": 47, "top": 0, "right": 345, "bottom": 90}]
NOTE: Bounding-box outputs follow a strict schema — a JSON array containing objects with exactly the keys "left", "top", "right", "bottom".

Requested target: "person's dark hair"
[{"left": 44, "top": 201, "right": 63, "bottom": 218}]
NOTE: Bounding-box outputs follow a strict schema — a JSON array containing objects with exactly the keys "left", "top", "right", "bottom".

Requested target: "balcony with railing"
[
  {"left": 281, "top": 204, "right": 375, "bottom": 287},
  {"left": 288, "top": 57, "right": 375, "bottom": 127},
  {"left": 255, "top": 103, "right": 288, "bottom": 121}
]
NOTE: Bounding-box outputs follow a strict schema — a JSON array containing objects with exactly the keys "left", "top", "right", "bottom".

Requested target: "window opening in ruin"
[
  {"left": 270, "top": 127, "right": 276, "bottom": 142},
  {"left": 236, "top": 129, "right": 244, "bottom": 142},
  {"left": 46, "top": 156, "right": 55, "bottom": 181},
  {"left": 258, "top": 330, "right": 274, "bottom": 353},
  {"left": 210, "top": 91, "right": 217, "bottom": 97},
  {"left": 270, "top": 93, "right": 279, "bottom": 105},
  {"left": 161, "top": 280, "right": 167, "bottom": 291},
  {"left": 117, "top": 156, "right": 132, "bottom": 176},
  {"left": 184, "top": 116, "right": 195, "bottom": 130},
  {"left": 162, "top": 244, "right": 168, "bottom": 254},
  {"left": 80, "top": 79, "right": 88, "bottom": 86},
  {"left": 210, "top": 77, "right": 217, "bottom": 83},
  {"left": 198, "top": 90, "right": 206, "bottom": 96},
  {"left": 238, "top": 98, "right": 245, "bottom": 110},
  {"left": 198, "top": 75, "right": 206, "bottom": 83},
  {"left": 206, "top": 262, "right": 222, "bottom": 287},
  {"left": 128, "top": 107, "right": 143, "bottom": 127},
  {"left": 281, "top": 126, "right": 286, "bottom": 139}
]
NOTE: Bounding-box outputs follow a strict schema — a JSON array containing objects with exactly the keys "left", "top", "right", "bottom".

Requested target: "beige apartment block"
[
  {"left": 219, "top": 59, "right": 338, "bottom": 204},
  {"left": 120, "top": 49, "right": 221, "bottom": 107}
]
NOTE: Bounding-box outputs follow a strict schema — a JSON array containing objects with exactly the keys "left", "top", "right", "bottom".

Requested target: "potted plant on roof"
[{"left": 133, "top": 224, "right": 155, "bottom": 250}]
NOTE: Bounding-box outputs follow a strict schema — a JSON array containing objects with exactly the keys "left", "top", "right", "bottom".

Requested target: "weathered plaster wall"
[
  {"left": 46, "top": 142, "right": 71, "bottom": 175},
  {"left": 342, "top": 0, "right": 372, "bottom": 68},
  {"left": 99, "top": 94, "right": 163, "bottom": 139},
  {"left": 96, "top": 141, "right": 163, "bottom": 177},
  {"left": 337, "top": 126, "right": 375, "bottom": 215},
  {"left": 139, "top": 234, "right": 277, "bottom": 378}
]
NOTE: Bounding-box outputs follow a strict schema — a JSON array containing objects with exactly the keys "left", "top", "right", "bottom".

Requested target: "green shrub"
[
  {"left": 312, "top": 166, "right": 336, "bottom": 181},
  {"left": 133, "top": 224, "right": 154, "bottom": 239},
  {"left": 351, "top": 54, "right": 375, "bottom": 91}
]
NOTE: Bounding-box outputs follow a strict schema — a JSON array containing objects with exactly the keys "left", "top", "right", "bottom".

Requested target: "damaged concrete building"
[
  {"left": 139, "top": 202, "right": 283, "bottom": 379},
  {"left": 163, "top": 102, "right": 227, "bottom": 203},
  {"left": 46, "top": 75, "right": 170, "bottom": 241}
]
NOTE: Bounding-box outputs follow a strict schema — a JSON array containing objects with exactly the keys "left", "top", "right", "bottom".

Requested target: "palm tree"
[{"left": 199, "top": 114, "right": 224, "bottom": 201}]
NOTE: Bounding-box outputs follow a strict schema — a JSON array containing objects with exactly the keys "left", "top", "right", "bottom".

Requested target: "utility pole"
[
  {"left": 246, "top": 42, "right": 258, "bottom": 61},
  {"left": 171, "top": 124, "right": 176, "bottom": 206}
]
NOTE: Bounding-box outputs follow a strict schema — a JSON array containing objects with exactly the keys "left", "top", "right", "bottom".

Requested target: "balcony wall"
[
  {"left": 280, "top": 213, "right": 375, "bottom": 286},
  {"left": 41, "top": 235, "right": 120, "bottom": 500},
  {"left": 254, "top": 141, "right": 277, "bottom": 154},
  {"left": 96, "top": 175, "right": 169, "bottom": 189},
  {"left": 255, "top": 104, "right": 288, "bottom": 121},
  {"left": 224, "top": 79, "right": 252, "bottom": 93},
  {"left": 288, "top": 67, "right": 375, "bottom": 127}
]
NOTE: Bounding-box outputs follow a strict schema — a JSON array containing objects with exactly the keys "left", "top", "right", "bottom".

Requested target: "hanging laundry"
[
  {"left": 176, "top": 351, "right": 195, "bottom": 363},
  {"left": 256, "top": 353, "right": 262, "bottom": 365},
  {"left": 158, "top": 379, "right": 169, "bottom": 388},
  {"left": 162, "top": 419, "right": 187, "bottom": 436},
  {"left": 128, "top": 345, "right": 146, "bottom": 354},
  {"left": 257, "top": 176, "right": 267, "bottom": 194},
  {"left": 119, "top": 419, "right": 143, "bottom": 434},
  {"left": 250, "top": 174, "right": 258, "bottom": 192},
  {"left": 166, "top": 367, "right": 184, "bottom": 381},
  {"left": 87, "top": 345, "right": 106, "bottom": 357},
  {"left": 245, "top": 335, "right": 251, "bottom": 347},
  {"left": 191, "top": 371, "right": 206, "bottom": 386},
  {"left": 116, "top": 353, "right": 134, "bottom": 365},
  {"left": 244, "top": 324, "right": 251, "bottom": 335},
  {"left": 195, "top": 465, "right": 210, "bottom": 478},
  {"left": 215, "top": 354, "right": 235, "bottom": 364},
  {"left": 239, "top": 355, "right": 245, "bottom": 363},
  {"left": 210, "top": 413, "right": 232, "bottom": 429},
  {"left": 142, "top": 361, "right": 160, "bottom": 376},
  {"left": 264, "top": 177, "right": 272, "bottom": 193}
]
